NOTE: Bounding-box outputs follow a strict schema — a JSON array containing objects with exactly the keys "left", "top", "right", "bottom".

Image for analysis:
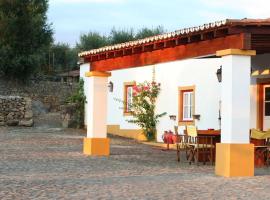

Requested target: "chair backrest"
[
  {"left": 186, "top": 125, "right": 197, "bottom": 137},
  {"left": 174, "top": 126, "right": 178, "bottom": 135},
  {"left": 251, "top": 129, "right": 270, "bottom": 140}
]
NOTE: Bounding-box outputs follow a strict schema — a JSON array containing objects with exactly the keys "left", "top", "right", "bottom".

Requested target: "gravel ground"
[{"left": 0, "top": 115, "right": 270, "bottom": 200}]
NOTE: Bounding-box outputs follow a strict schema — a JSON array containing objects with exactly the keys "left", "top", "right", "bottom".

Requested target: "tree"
[
  {"left": 49, "top": 43, "right": 77, "bottom": 73},
  {"left": 135, "top": 26, "right": 165, "bottom": 39},
  {"left": 109, "top": 28, "right": 135, "bottom": 44},
  {"left": 76, "top": 26, "right": 165, "bottom": 52},
  {"left": 76, "top": 32, "right": 108, "bottom": 51},
  {"left": 0, "top": 0, "right": 53, "bottom": 80}
]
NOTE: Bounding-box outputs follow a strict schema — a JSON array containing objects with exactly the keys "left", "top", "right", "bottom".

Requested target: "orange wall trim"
[
  {"left": 215, "top": 143, "right": 254, "bottom": 177},
  {"left": 256, "top": 80, "right": 270, "bottom": 130},
  {"left": 83, "top": 138, "right": 110, "bottom": 156},
  {"left": 107, "top": 125, "right": 147, "bottom": 141},
  {"left": 178, "top": 85, "right": 196, "bottom": 126}
]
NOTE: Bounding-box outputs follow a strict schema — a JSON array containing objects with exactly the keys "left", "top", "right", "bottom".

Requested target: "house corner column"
[
  {"left": 83, "top": 71, "right": 111, "bottom": 156},
  {"left": 215, "top": 49, "right": 256, "bottom": 177}
]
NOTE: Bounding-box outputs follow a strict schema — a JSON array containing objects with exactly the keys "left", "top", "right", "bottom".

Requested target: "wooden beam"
[
  {"left": 229, "top": 26, "right": 270, "bottom": 35},
  {"left": 242, "top": 33, "right": 251, "bottom": 50},
  {"left": 90, "top": 34, "right": 248, "bottom": 71}
]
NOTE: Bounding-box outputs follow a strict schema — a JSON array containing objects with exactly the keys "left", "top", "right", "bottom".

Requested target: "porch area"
[{"left": 1, "top": 125, "right": 270, "bottom": 199}]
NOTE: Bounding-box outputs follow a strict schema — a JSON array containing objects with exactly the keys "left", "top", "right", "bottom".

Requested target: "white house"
[{"left": 79, "top": 18, "right": 270, "bottom": 177}]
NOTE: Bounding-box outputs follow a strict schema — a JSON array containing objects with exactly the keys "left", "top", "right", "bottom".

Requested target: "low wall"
[
  {"left": 0, "top": 79, "right": 78, "bottom": 112},
  {"left": 0, "top": 96, "right": 33, "bottom": 126}
]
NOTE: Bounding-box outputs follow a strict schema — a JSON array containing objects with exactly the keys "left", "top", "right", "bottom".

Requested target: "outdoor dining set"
[{"left": 170, "top": 125, "right": 270, "bottom": 167}]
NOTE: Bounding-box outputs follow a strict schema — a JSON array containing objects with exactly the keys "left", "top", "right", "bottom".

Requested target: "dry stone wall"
[
  {"left": 0, "top": 96, "right": 33, "bottom": 126},
  {"left": 0, "top": 79, "right": 78, "bottom": 112}
]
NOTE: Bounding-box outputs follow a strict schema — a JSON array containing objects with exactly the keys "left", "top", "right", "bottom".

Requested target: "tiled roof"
[{"left": 79, "top": 18, "right": 270, "bottom": 58}]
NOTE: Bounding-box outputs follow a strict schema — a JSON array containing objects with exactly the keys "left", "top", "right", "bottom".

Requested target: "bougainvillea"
[{"left": 127, "top": 81, "right": 166, "bottom": 140}]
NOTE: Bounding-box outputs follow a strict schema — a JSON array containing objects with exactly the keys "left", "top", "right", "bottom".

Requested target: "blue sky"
[{"left": 48, "top": 0, "right": 270, "bottom": 46}]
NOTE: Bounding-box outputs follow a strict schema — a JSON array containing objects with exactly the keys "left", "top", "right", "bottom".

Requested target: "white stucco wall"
[
  {"left": 79, "top": 63, "right": 90, "bottom": 126},
  {"left": 107, "top": 58, "right": 222, "bottom": 142},
  {"left": 80, "top": 53, "right": 270, "bottom": 142}
]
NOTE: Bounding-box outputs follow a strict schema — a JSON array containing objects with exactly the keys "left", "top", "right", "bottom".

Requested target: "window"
[
  {"left": 178, "top": 86, "right": 195, "bottom": 125},
  {"left": 124, "top": 82, "right": 136, "bottom": 115},
  {"left": 183, "top": 91, "right": 193, "bottom": 121}
]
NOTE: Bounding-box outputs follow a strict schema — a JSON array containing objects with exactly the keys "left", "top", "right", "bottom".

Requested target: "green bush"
[
  {"left": 66, "top": 79, "right": 86, "bottom": 128},
  {"left": 127, "top": 81, "right": 166, "bottom": 141}
]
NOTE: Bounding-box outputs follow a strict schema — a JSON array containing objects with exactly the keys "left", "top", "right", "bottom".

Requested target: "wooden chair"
[
  {"left": 250, "top": 129, "right": 270, "bottom": 167},
  {"left": 265, "top": 138, "right": 270, "bottom": 167},
  {"left": 186, "top": 125, "right": 215, "bottom": 165},
  {"left": 175, "top": 126, "right": 189, "bottom": 162}
]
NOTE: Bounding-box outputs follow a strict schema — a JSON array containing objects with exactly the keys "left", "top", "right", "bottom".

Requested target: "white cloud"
[
  {"left": 200, "top": 0, "right": 270, "bottom": 18},
  {"left": 51, "top": 0, "right": 125, "bottom": 4}
]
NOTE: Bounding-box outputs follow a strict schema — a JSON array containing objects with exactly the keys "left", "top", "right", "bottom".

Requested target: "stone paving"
[{"left": 1, "top": 125, "right": 270, "bottom": 199}]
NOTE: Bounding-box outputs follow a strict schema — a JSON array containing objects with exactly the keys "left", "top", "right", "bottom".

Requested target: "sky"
[{"left": 48, "top": 0, "right": 270, "bottom": 47}]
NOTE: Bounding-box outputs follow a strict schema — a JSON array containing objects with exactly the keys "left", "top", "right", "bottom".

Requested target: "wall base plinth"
[
  {"left": 215, "top": 143, "right": 254, "bottom": 177},
  {"left": 83, "top": 138, "right": 110, "bottom": 156}
]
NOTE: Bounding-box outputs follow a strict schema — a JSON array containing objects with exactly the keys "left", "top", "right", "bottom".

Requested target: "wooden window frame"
[
  {"left": 123, "top": 81, "right": 136, "bottom": 116},
  {"left": 178, "top": 85, "right": 196, "bottom": 126},
  {"left": 256, "top": 78, "right": 270, "bottom": 130}
]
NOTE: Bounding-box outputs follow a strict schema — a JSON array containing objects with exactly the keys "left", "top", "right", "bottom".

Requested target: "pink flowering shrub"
[{"left": 128, "top": 81, "right": 166, "bottom": 141}]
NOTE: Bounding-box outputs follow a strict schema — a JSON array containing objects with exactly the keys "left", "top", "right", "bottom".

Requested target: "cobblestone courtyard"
[{"left": 1, "top": 121, "right": 270, "bottom": 199}]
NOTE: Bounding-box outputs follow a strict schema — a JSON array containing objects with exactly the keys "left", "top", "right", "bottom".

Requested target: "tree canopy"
[
  {"left": 0, "top": 0, "right": 53, "bottom": 80},
  {"left": 76, "top": 26, "right": 165, "bottom": 52},
  {"left": 0, "top": 0, "right": 166, "bottom": 78},
  {"left": 76, "top": 32, "right": 108, "bottom": 52},
  {"left": 48, "top": 43, "right": 77, "bottom": 73}
]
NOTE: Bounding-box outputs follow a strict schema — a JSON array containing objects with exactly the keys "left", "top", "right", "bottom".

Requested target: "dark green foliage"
[
  {"left": 66, "top": 79, "right": 86, "bottom": 128},
  {"left": 49, "top": 43, "right": 78, "bottom": 72},
  {"left": 76, "top": 26, "right": 165, "bottom": 51},
  {"left": 109, "top": 28, "right": 135, "bottom": 45},
  {"left": 135, "top": 26, "right": 165, "bottom": 39},
  {"left": 76, "top": 32, "right": 109, "bottom": 51},
  {"left": 0, "top": 0, "right": 53, "bottom": 80}
]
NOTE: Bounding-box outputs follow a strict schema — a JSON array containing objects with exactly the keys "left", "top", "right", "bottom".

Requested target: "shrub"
[{"left": 127, "top": 81, "right": 166, "bottom": 140}]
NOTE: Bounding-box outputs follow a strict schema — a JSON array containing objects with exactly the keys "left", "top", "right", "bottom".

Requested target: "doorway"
[{"left": 263, "top": 85, "right": 270, "bottom": 131}]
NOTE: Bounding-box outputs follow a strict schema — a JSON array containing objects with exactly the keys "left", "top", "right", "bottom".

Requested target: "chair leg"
[
  {"left": 185, "top": 147, "right": 189, "bottom": 160},
  {"left": 210, "top": 147, "right": 213, "bottom": 166},
  {"left": 177, "top": 144, "right": 180, "bottom": 162},
  {"left": 196, "top": 149, "right": 199, "bottom": 166},
  {"left": 266, "top": 149, "right": 269, "bottom": 167},
  {"left": 188, "top": 149, "right": 194, "bottom": 165}
]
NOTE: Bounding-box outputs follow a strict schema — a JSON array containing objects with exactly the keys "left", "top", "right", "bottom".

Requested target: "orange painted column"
[
  {"left": 215, "top": 49, "right": 256, "bottom": 177},
  {"left": 83, "top": 71, "right": 111, "bottom": 156}
]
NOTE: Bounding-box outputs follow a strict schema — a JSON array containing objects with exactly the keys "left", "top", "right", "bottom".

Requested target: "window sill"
[
  {"left": 178, "top": 120, "right": 195, "bottom": 126},
  {"left": 123, "top": 112, "right": 132, "bottom": 116}
]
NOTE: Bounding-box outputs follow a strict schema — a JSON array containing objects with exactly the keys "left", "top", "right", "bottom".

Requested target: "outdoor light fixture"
[
  {"left": 216, "top": 65, "right": 222, "bottom": 83},
  {"left": 169, "top": 115, "right": 176, "bottom": 121},
  {"left": 108, "top": 81, "right": 114, "bottom": 92},
  {"left": 193, "top": 114, "right": 201, "bottom": 121}
]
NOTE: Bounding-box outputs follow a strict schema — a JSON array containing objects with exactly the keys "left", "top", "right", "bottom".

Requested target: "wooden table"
[
  {"left": 197, "top": 130, "right": 221, "bottom": 144},
  {"left": 196, "top": 130, "right": 221, "bottom": 163},
  {"left": 250, "top": 138, "right": 268, "bottom": 167}
]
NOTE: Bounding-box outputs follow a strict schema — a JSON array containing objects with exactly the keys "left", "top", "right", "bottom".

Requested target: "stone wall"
[
  {"left": 0, "top": 96, "right": 33, "bottom": 126},
  {"left": 0, "top": 79, "right": 78, "bottom": 112}
]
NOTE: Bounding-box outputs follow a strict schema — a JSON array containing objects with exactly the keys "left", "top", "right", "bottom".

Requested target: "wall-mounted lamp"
[
  {"left": 108, "top": 81, "right": 114, "bottom": 92},
  {"left": 169, "top": 115, "right": 176, "bottom": 121},
  {"left": 216, "top": 65, "right": 222, "bottom": 83},
  {"left": 193, "top": 114, "right": 201, "bottom": 121}
]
